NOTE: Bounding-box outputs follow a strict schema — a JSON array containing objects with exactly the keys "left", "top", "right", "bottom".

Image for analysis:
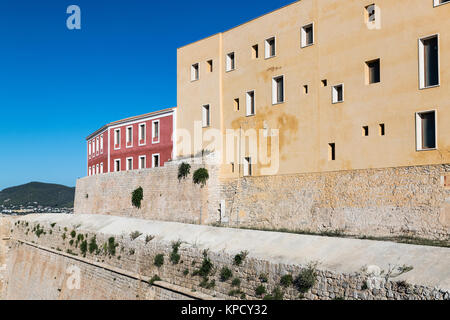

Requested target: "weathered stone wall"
[
  {"left": 223, "top": 164, "right": 450, "bottom": 240},
  {"left": 75, "top": 159, "right": 450, "bottom": 240},
  {"left": 0, "top": 215, "right": 11, "bottom": 299},
  {"left": 4, "top": 215, "right": 449, "bottom": 300},
  {"left": 75, "top": 155, "right": 222, "bottom": 225}
]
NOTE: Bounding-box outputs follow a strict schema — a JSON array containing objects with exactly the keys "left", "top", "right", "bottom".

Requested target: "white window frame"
[
  {"left": 152, "top": 153, "right": 160, "bottom": 168},
  {"left": 332, "top": 84, "right": 344, "bottom": 104},
  {"left": 126, "top": 157, "right": 133, "bottom": 171},
  {"left": 272, "top": 75, "right": 285, "bottom": 105},
  {"left": 301, "top": 23, "right": 314, "bottom": 48},
  {"left": 418, "top": 34, "right": 440, "bottom": 89},
  {"left": 114, "top": 159, "right": 121, "bottom": 172},
  {"left": 100, "top": 162, "right": 103, "bottom": 174},
  {"left": 365, "top": 4, "right": 376, "bottom": 23},
  {"left": 88, "top": 167, "right": 91, "bottom": 176},
  {"left": 202, "top": 104, "right": 211, "bottom": 127},
  {"left": 96, "top": 137, "right": 99, "bottom": 156},
  {"left": 152, "top": 120, "right": 160, "bottom": 144},
  {"left": 100, "top": 135, "right": 104, "bottom": 154},
  {"left": 88, "top": 142, "right": 92, "bottom": 158},
  {"left": 138, "top": 123, "right": 146, "bottom": 146},
  {"left": 191, "top": 63, "right": 199, "bottom": 81},
  {"left": 415, "top": 110, "right": 438, "bottom": 151},
  {"left": 246, "top": 91, "right": 255, "bottom": 116},
  {"left": 265, "top": 37, "right": 276, "bottom": 59},
  {"left": 114, "top": 129, "right": 121, "bottom": 150},
  {"left": 434, "top": 0, "right": 450, "bottom": 7},
  {"left": 126, "top": 126, "right": 133, "bottom": 148},
  {"left": 139, "top": 155, "right": 146, "bottom": 169},
  {"left": 226, "top": 52, "right": 235, "bottom": 72},
  {"left": 96, "top": 164, "right": 99, "bottom": 175}
]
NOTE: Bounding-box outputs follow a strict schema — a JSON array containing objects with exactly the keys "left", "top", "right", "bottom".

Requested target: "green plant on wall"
[
  {"left": 178, "top": 162, "right": 191, "bottom": 181},
  {"left": 193, "top": 168, "right": 209, "bottom": 187},
  {"left": 154, "top": 254, "right": 164, "bottom": 267},
  {"left": 294, "top": 262, "right": 318, "bottom": 293},
  {"left": 220, "top": 267, "right": 233, "bottom": 282},
  {"left": 131, "top": 187, "right": 144, "bottom": 209},
  {"left": 170, "top": 241, "right": 182, "bottom": 264}
]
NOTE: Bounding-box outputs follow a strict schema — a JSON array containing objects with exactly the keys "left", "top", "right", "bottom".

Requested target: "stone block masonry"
[
  {"left": 75, "top": 156, "right": 450, "bottom": 240},
  {"left": 2, "top": 214, "right": 449, "bottom": 300}
]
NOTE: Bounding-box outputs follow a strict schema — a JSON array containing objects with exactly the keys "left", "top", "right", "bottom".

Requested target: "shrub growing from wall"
[{"left": 131, "top": 187, "right": 144, "bottom": 209}]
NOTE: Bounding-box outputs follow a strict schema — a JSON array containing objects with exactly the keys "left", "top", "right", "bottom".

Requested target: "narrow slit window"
[
  {"left": 234, "top": 98, "right": 240, "bottom": 111},
  {"left": 362, "top": 126, "right": 369, "bottom": 136},
  {"left": 126, "top": 127, "right": 132, "bottom": 144},
  {"left": 139, "top": 156, "right": 146, "bottom": 169},
  {"left": 246, "top": 91, "right": 255, "bottom": 116},
  {"left": 244, "top": 157, "right": 252, "bottom": 176},
  {"left": 226, "top": 52, "right": 235, "bottom": 71},
  {"left": 265, "top": 37, "right": 276, "bottom": 58},
  {"left": 303, "top": 85, "right": 308, "bottom": 94},
  {"left": 301, "top": 24, "right": 314, "bottom": 47},
  {"left": 139, "top": 124, "right": 146, "bottom": 142},
  {"left": 191, "top": 63, "right": 199, "bottom": 81},
  {"left": 152, "top": 121, "right": 159, "bottom": 142},
  {"left": 153, "top": 154, "right": 160, "bottom": 168},
  {"left": 202, "top": 104, "right": 210, "bottom": 127},
  {"left": 114, "top": 129, "right": 120, "bottom": 148},
  {"left": 115, "top": 159, "right": 121, "bottom": 172},
  {"left": 321, "top": 79, "right": 327, "bottom": 87},
  {"left": 127, "top": 158, "right": 133, "bottom": 171},
  {"left": 366, "top": 59, "right": 380, "bottom": 84},
  {"left": 419, "top": 35, "right": 439, "bottom": 88},
  {"left": 207, "top": 60, "right": 213, "bottom": 72},
  {"left": 252, "top": 45, "right": 259, "bottom": 59},
  {"left": 332, "top": 84, "right": 344, "bottom": 103},
  {"left": 379, "top": 124, "right": 385, "bottom": 136},
  {"left": 272, "top": 76, "right": 284, "bottom": 104},
  {"left": 416, "top": 111, "right": 436, "bottom": 150},
  {"left": 328, "top": 143, "right": 336, "bottom": 161}
]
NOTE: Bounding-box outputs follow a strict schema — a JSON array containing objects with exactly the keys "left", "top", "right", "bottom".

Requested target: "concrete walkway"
[{"left": 17, "top": 214, "right": 450, "bottom": 290}]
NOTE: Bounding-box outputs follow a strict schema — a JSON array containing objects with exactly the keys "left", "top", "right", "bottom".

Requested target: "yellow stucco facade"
[{"left": 177, "top": 0, "right": 450, "bottom": 178}]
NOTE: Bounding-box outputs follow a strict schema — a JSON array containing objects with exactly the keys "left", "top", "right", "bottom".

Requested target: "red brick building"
[{"left": 86, "top": 108, "right": 175, "bottom": 176}]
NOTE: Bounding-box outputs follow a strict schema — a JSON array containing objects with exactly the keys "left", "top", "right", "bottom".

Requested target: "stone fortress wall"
[
  {"left": 74, "top": 156, "right": 450, "bottom": 240},
  {"left": 2, "top": 214, "right": 449, "bottom": 300}
]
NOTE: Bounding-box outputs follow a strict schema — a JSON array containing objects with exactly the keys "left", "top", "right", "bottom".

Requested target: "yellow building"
[{"left": 177, "top": 0, "right": 450, "bottom": 178}]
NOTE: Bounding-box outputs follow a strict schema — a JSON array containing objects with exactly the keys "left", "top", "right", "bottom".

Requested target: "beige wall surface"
[{"left": 177, "top": 0, "right": 450, "bottom": 177}]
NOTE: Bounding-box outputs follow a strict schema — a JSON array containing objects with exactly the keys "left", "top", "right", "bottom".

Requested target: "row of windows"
[
  {"left": 190, "top": 2, "right": 445, "bottom": 86},
  {"left": 236, "top": 110, "right": 437, "bottom": 176},
  {"left": 114, "top": 154, "right": 160, "bottom": 172},
  {"left": 200, "top": 31, "right": 440, "bottom": 126},
  {"left": 88, "top": 163, "right": 104, "bottom": 176},
  {"left": 88, "top": 135, "right": 104, "bottom": 159},
  {"left": 113, "top": 121, "right": 160, "bottom": 150}
]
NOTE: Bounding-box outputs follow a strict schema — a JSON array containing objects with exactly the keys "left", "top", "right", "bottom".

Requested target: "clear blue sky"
[{"left": 0, "top": 0, "right": 294, "bottom": 190}]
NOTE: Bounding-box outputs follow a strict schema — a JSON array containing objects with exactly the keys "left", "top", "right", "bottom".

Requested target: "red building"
[{"left": 86, "top": 108, "right": 175, "bottom": 176}]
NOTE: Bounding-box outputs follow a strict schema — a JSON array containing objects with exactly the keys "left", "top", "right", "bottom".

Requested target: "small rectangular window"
[
  {"left": 100, "top": 163, "right": 103, "bottom": 174},
  {"left": 329, "top": 143, "right": 336, "bottom": 161},
  {"left": 265, "top": 37, "right": 276, "bottom": 58},
  {"left": 153, "top": 154, "right": 160, "bottom": 168},
  {"left": 152, "top": 121, "right": 159, "bottom": 143},
  {"left": 366, "top": 59, "right": 380, "bottom": 84},
  {"left": 272, "top": 76, "right": 284, "bottom": 104},
  {"left": 226, "top": 52, "right": 235, "bottom": 71},
  {"left": 416, "top": 111, "right": 436, "bottom": 150},
  {"left": 231, "top": 162, "right": 235, "bottom": 173},
  {"left": 88, "top": 142, "right": 91, "bottom": 156},
  {"left": 379, "top": 123, "right": 385, "bottom": 136},
  {"left": 252, "top": 45, "right": 259, "bottom": 59},
  {"left": 303, "top": 85, "right": 308, "bottom": 94},
  {"left": 202, "top": 104, "right": 210, "bottom": 127},
  {"left": 244, "top": 157, "right": 252, "bottom": 176},
  {"left": 321, "top": 79, "right": 327, "bottom": 87},
  {"left": 246, "top": 91, "right": 255, "bottom": 116},
  {"left": 362, "top": 126, "right": 369, "bottom": 136},
  {"left": 114, "top": 129, "right": 121, "bottom": 148},
  {"left": 419, "top": 35, "right": 439, "bottom": 88},
  {"left": 332, "top": 84, "right": 344, "bottom": 103},
  {"left": 126, "top": 126, "right": 133, "bottom": 145},
  {"left": 96, "top": 138, "right": 99, "bottom": 155},
  {"left": 139, "top": 156, "right": 146, "bottom": 169},
  {"left": 191, "top": 63, "right": 199, "bottom": 81},
  {"left": 115, "top": 159, "right": 121, "bottom": 172},
  {"left": 139, "top": 124, "right": 146, "bottom": 143},
  {"left": 301, "top": 24, "right": 314, "bottom": 47},
  {"left": 207, "top": 60, "right": 213, "bottom": 72},
  {"left": 234, "top": 98, "right": 240, "bottom": 111},
  {"left": 434, "top": 0, "right": 450, "bottom": 7},
  {"left": 126, "top": 158, "right": 133, "bottom": 171},
  {"left": 366, "top": 4, "right": 376, "bottom": 23}
]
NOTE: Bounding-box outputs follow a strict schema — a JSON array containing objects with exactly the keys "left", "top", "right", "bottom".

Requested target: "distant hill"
[{"left": 0, "top": 182, "right": 75, "bottom": 208}]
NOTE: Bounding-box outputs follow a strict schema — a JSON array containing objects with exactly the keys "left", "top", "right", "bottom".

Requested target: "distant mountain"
[{"left": 0, "top": 182, "right": 75, "bottom": 208}]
